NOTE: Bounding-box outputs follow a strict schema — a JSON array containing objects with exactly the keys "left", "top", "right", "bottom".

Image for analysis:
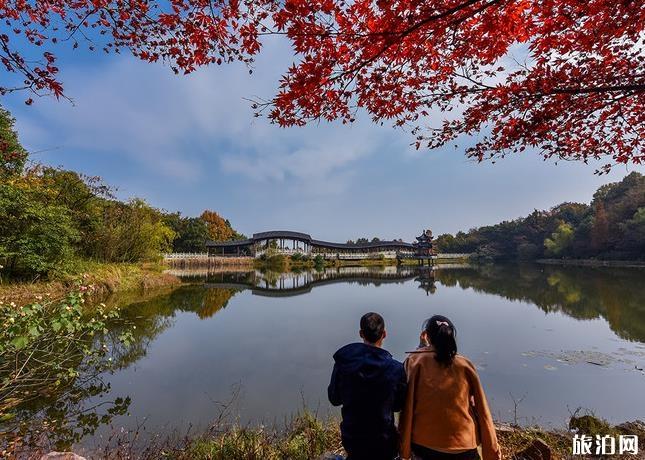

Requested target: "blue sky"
[{"left": 3, "top": 37, "right": 643, "bottom": 242}]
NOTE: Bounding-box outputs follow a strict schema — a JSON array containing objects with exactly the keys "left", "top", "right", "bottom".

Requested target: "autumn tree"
[
  {"left": 200, "top": 210, "right": 240, "bottom": 242},
  {"left": 1, "top": 0, "right": 642, "bottom": 170}
]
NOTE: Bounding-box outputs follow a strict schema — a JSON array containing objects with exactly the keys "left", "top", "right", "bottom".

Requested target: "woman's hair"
[{"left": 423, "top": 315, "right": 457, "bottom": 366}]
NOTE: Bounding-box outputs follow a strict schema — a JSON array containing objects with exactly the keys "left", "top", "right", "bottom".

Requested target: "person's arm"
[
  {"left": 398, "top": 357, "right": 415, "bottom": 459},
  {"left": 466, "top": 360, "right": 501, "bottom": 460},
  {"left": 327, "top": 363, "right": 342, "bottom": 406}
]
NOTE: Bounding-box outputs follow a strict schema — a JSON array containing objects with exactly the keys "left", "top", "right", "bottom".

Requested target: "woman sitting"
[{"left": 399, "top": 315, "right": 501, "bottom": 460}]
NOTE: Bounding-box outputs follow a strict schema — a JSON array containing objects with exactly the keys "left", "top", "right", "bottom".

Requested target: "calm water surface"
[{"left": 77, "top": 264, "right": 645, "bottom": 449}]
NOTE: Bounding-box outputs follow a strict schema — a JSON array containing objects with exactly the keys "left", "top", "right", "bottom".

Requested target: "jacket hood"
[{"left": 333, "top": 343, "right": 393, "bottom": 380}]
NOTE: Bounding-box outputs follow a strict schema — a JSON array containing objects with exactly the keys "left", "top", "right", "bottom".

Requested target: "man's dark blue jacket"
[{"left": 328, "top": 343, "right": 407, "bottom": 452}]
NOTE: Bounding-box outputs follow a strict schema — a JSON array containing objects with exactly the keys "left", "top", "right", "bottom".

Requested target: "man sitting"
[{"left": 328, "top": 312, "right": 407, "bottom": 460}]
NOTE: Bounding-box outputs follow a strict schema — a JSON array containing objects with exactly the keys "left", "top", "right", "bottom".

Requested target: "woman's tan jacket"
[{"left": 398, "top": 348, "right": 501, "bottom": 460}]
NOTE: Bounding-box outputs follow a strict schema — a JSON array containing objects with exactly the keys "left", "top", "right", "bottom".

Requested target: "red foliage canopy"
[{"left": 1, "top": 0, "right": 643, "bottom": 170}]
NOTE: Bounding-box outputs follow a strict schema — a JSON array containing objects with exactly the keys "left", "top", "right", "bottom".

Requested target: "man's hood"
[{"left": 333, "top": 343, "right": 394, "bottom": 380}]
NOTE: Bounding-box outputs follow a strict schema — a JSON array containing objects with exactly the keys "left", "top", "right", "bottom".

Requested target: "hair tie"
[{"left": 436, "top": 320, "right": 450, "bottom": 327}]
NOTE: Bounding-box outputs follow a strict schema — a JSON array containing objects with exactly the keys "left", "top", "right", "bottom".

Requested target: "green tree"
[
  {"left": 544, "top": 222, "right": 575, "bottom": 257},
  {"left": 438, "top": 173, "right": 644, "bottom": 260},
  {"left": 434, "top": 234, "right": 456, "bottom": 252},
  {"left": 516, "top": 241, "right": 540, "bottom": 260},
  {"left": 0, "top": 183, "right": 78, "bottom": 277},
  {"left": 29, "top": 166, "right": 113, "bottom": 257},
  {"left": 619, "top": 208, "right": 645, "bottom": 256},
  {"left": 165, "top": 214, "right": 210, "bottom": 252},
  {"left": 90, "top": 199, "right": 175, "bottom": 262},
  {"left": 0, "top": 107, "right": 28, "bottom": 178}
]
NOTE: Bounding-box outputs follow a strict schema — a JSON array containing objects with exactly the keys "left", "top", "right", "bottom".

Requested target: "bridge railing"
[
  {"left": 163, "top": 253, "right": 209, "bottom": 260},
  {"left": 255, "top": 248, "right": 308, "bottom": 257}
]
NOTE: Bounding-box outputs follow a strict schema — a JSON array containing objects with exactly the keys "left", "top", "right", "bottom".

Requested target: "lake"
[{"left": 20, "top": 264, "right": 645, "bottom": 452}]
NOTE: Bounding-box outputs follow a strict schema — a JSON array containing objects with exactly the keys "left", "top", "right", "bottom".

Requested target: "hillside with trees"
[
  {"left": 0, "top": 107, "right": 242, "bottom": 280},
  {"left": 435, "top": 173, "right": 645, "bottom": 261}
]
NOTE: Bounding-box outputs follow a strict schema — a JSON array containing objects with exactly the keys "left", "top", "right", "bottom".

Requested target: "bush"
[
  {"left": 313, "top": 254, "right": 325, "bottom": 268},
  {"left": 0, "top": 289, "right": 134, "bottom": 452}
]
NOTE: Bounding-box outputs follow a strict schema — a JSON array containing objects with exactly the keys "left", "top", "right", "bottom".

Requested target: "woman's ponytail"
[{"left": 424, "top": 315, "right": 457, "bottom": 366}]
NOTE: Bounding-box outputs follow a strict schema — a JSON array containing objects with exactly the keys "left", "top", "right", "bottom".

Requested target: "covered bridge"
[{"left": 206, "top": 230, "right": 419, "bottom": 259}]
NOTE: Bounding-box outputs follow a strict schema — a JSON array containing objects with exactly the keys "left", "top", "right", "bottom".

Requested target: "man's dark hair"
[{"left": 360, "top": 312, "right": 385, "bottom": 343}]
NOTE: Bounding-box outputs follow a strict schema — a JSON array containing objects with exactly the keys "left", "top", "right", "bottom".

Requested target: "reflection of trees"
[
  {"left": 198, "top": 288, "right": 238, "bottom": 319},
  {"left": 435, "top": 264, "right": 645, "bottom": 342},
  {"left": 107, "top": 285, "right": 240, "bottom": 367},
  {"left": 3, "top": 286, "right": 240, "bottom": 454}
]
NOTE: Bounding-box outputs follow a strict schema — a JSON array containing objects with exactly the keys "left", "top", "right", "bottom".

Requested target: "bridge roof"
[
  {"left": 252, "top": 230, "right": 312, "bottom": 241},
  {"left": 206, "top": 231, "right": 416, "bottom": 250}
]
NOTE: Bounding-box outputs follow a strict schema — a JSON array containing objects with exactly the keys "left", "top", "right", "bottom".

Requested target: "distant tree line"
[
  {"left": 435, "top": 173, "right": 645, "bottom": 261},
  {"left": 163, "top": 210, "right": 246, "bottom": 253},
  {"left": 0, "top": 107, "right": 242, "bottom": 279}
]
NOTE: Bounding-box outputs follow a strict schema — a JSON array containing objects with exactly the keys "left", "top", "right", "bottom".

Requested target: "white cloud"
[{"left": 12, "top": 37, "right": 410, "bottom": 193}]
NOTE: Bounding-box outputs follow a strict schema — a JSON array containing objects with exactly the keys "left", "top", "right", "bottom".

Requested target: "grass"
[
  {"left": 98, "top": 411, "right": 343, "bottom": 460},
  {"left": 496, "top": 425, "right": 571, "bottom": 458},
  {"left": 107, "top": 411, "right": 645, "bottom": 460},
  {"left": 0, "top": 261, "right": 180, "bottom": 306},
  {"left": 179, "top": 413, "right": 342, "bottom": 460},
  {"left": 8, "top": 403, "right": 645, "bottom": 459}
]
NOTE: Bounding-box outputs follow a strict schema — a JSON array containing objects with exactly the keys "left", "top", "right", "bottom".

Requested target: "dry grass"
[{"left": 0, "top": 262, "right": 181, "bottom": 306}]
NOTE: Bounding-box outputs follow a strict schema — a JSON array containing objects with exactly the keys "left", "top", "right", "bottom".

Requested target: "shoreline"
[
  {"left": 30, "top": 413, "right": 645, "bottom": 459},
  {"left": 0, "top": 262, "right": 182, "bottom": 306},
  {"left": 537, "top": 258, "right": 645, "bottom": 268},
  {"left": 166, "top": 254, "right": 472, "bottom": 269}
]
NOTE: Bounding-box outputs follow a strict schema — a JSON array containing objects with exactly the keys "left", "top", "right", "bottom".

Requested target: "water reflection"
[
  {"left": 202, "top": 265, "right": 438, "bottom": 297},
  {"left": 434, "top": 264, "right": 645, "bottom": 342},
  {"left": 5, "top": 263, "right": 645, "bottom": 453},
  {"left": 176, "top": 264, "right": 645, "bottom": 342},
  {"left": 110, "top": 263, "right": 644, "bottom": 434}
]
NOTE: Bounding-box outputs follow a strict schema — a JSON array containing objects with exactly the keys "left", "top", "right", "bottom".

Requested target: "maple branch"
[
  {"left": 550, "top": 83, "right": 645, "bottom": 95},
  {"left": 337, "top": 0, "right": 503, "bottom": 80}
]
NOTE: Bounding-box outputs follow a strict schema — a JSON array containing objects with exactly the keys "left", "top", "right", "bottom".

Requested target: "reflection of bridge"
[
  {"left": 204, "top": 266, "right": 437, "bottom": 297},
  {"left": 206, "top": 231, "right": 416, "bottom": 259}
]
